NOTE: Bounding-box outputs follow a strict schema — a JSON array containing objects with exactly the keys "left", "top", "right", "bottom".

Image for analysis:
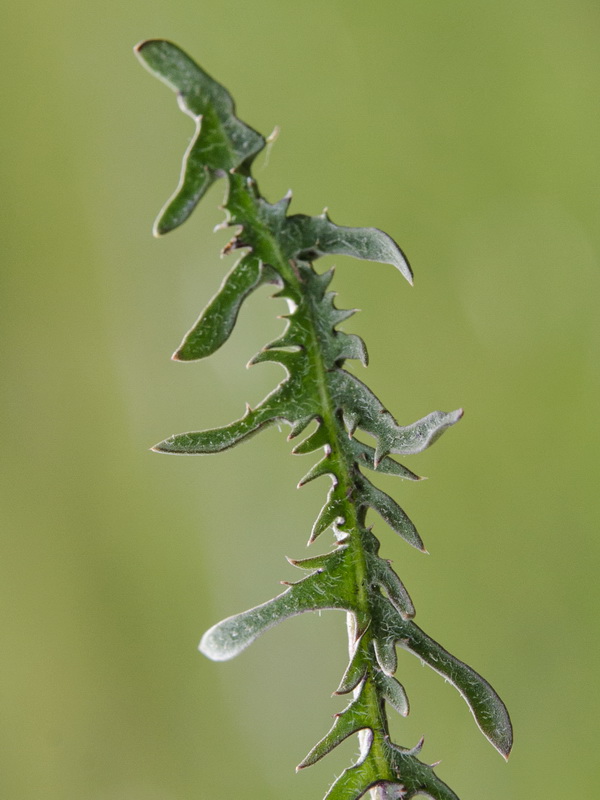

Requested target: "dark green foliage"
[{"left": 136, "top": 39, "right": 512, "bottom": 799}]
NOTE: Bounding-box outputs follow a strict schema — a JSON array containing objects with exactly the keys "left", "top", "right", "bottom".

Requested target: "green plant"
[{"left": 135, "top": 39, "right": 512, "bottom": 800}]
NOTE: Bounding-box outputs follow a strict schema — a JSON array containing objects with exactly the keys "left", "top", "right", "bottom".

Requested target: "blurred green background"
[{"left": 2, "top": 1, "right": 599, "bottom": 798}]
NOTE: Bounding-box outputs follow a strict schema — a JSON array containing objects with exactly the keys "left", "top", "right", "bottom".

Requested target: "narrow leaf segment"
[{"left": 136, "top": 39, "right": 512, "bottom": 800}]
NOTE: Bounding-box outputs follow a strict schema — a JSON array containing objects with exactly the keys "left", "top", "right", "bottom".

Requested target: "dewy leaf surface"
[{"left": 137, "top": 39, "right": 512, "bottom": 800}]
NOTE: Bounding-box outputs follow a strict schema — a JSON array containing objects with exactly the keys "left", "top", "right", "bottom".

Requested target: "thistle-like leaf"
[{"left": 138, "top": 40, "right": 512, "bottom": 800}]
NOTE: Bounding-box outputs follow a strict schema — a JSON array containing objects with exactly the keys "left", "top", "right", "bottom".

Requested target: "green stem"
[{"left": 225, "top": 168, "right": 393, "bottom": 781}]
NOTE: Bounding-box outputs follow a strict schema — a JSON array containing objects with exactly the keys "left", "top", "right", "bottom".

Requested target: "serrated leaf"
[
  {"left": 135, "top": 40, "right": 265, "bottom": 234},
  {"left": 367, "top": 553, "right": 415, "bottom": 619},
  {"left": 174, "top": 255, "right": 274, "bottom": 360}
]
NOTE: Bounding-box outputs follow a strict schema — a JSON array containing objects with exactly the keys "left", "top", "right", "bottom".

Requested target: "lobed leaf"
[
  {"left": 174, "top": 255, "right": 278, "bottom": 360},
  {"left": 281, "top": 212, "right": 413, "bottom": 285},
  {"left": 329, "top": 369, "right": 463, "bottom": 464},
  {"left": 366, "top": 553, "right": 415, "bottom": 619},
  {"left": 135, "top": 40, "right": 265, "bottom": 234},
  {"left": 357, "top": 475, "right": 425, "bottom": 552},
  {"left": 372, "top": 595, "right": 513, "bottom": 759}
]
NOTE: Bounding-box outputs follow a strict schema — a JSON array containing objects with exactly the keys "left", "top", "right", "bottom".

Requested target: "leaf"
[
  {"left": 400, "top": 622, "right": 513, "bottom": 759},
  {"left": 281, "top": 211, "right": 413, "bottom": 285},
  {"left": 174, "top": 255, "right": 276, "bottom": 360},
  {"left": 297, "top": 690, "right": 372, "bottom": 769},
  {"left": 200, "top": 566, "right": 353, "bottom": 661},
  {"left": 153, "top": 378, "right": 316, "bottom": 454},
  {"left": 367, "top": 553, "right": 415, "bottom": 619},
  {"left": 335, "top": 645, "right": 368, "bottom": 695},
  {"left": 346, "top": 436, "right": 422, "bottom": 481},
  {"left": 383, "top": 740, "right": 460, "bottom": 800},
  {"left": 134, "top": 40, "right": 265, "bottom": 234},
  {"left": 357, "top": 475, "right": 425, "bottom": 552},
  {"left": 373, "top": 594, "right": 513, "bottom": 759},
  {"left": 374, "top": 672, "right": 409, "bottom": 717},
  {"left": 373, "top": 635, "right": 398, "bottom": 676},
  {"left": 329, "top": 369, "right": 463, "bottom": 464}
]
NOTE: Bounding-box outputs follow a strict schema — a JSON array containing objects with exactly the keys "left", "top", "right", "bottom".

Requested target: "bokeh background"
[{"left": 2, "top": 1, "right": 599, "bottom": 798}]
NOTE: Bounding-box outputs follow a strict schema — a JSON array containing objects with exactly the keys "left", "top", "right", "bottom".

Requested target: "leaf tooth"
[
  {"left": 347, "top": 438, "right": 422, "bottom": 481},
  {"left": 374, "top": 559, "right": 415, "bottom": 620},
  {"left": 324, "top": 292, "right": 357, "bottom": 325},
  {"left": 405, "top": 737, "right": 425, "bottom": 757},
  {"left": 342, "top": 408, "right": 360, "bottom": 437},
  {"left": 310, "top": 497, "right": 345, "bottom": 543},
  {"left": 335, "top": 630, "right": 369, "bottom": 694},
  {"left": 286, "top": 546, "right": 346, "bottom": 571},
  {"left": 288, "top": 415, "right": 317, "bottom": 440},
  {"left": 247, "top": 348, "right": 300, "bottom": 371},
  {"left": 373, "top": 636, "right": 397, "bottom": 676},
  {"left": 313, "top": 266, "right": 336, "bottom": 297},
  {"left": 292, "top": 421, "right": 329, "bottom": 454},
  {"left": 298, "top": 457, "right": 335, "bottom": 487},
  {"left": 297, "top": 693, "right": 371, "bottom": 770},
  {"left": 264, "top": 329, "right": 299, "bottom": 349},
  {"left": 333, "top": 332, "right": 369, "bottom": 367},
  {"left": 374, "top": 672, "right": 410, "bottom": 717}
]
